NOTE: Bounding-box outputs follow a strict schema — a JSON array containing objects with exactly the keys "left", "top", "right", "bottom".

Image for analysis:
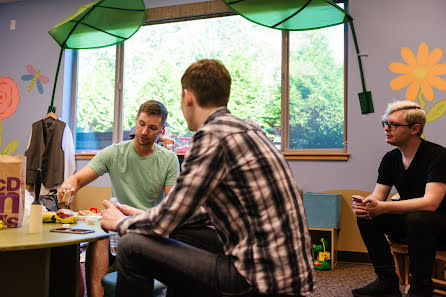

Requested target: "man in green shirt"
[{"left": 58, "top": 100, "right": 179, "bottom": 297}]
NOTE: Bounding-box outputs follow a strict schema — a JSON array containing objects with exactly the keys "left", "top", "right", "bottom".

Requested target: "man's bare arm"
[
  {"left": 371, "top": 182, "right": 446, "bottom": 215},
  {"left": 368, "top": 183, "right": 392, "bottom": 201},
  {"left": 57, "top": 166, "right": 100, "bottom": 203}
]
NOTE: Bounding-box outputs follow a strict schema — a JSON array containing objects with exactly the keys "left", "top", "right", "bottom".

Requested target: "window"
[
  {"left": 122, "top": 16, "right": 282, "bottom": 149},
  {"left": 287, "top": 26, "right": 345, "bottom": 150},
  {"left": 76, "top": 46, "right": 116, "bottom": 151},
  {"left": 72, "top": 2, "right": 346, "bottom": 158}
]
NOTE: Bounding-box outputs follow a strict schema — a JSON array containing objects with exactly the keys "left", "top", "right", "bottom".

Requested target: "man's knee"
[
  {"left": 89, "top": 238, "right": 110, "bottom": 251},
  {"left": 87, "top": 239, "right": 110, "bottom": 260},
  {"left": 356, "top": 216, "right": 374, "bottom": 230},
  {"left": 116, "top": 233, "right": 156, "bottom": 264},
  {"left": 406, "top": 211, "right": 435, "bottom": 233}
]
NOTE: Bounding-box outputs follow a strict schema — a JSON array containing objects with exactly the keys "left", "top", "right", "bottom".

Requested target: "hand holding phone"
[{"left": 352, "top": 195, "right": 364, "bottom": 203}]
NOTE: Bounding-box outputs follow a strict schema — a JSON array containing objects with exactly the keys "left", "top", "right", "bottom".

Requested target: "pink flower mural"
[
  {"left": 0, "top": 76, "right": 20, "bottom": 121},
  {"left": 0, "top": 77, "right": 20, "bottom": 155}
]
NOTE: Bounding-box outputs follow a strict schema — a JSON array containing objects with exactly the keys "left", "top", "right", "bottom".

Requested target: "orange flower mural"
[
  {"left": 0, "top": 76, "right": 20, "bottom": 155},
  {"left": 389, "top": 43, "right": 446, "bottom": 137},
  {"left": 389, "top": 42, "right": 446, "bottom": 102}
]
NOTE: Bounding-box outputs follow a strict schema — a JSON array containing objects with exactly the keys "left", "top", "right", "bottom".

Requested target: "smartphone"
[
  {"left": 352, "top": 195, "right": 364, "bottom": 203},
  {"left": 50, "top": 227, "right": 95, "bottom": 234}
]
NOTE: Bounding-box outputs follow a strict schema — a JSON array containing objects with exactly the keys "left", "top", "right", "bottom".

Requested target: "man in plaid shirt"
[{"left": 101, "top": 59, "right": 315, "bottom": 297}]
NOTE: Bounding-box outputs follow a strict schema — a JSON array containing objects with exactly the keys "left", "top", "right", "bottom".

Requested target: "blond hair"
[{"left": 382, "top": 100, "right": 426, "bottom": 136}]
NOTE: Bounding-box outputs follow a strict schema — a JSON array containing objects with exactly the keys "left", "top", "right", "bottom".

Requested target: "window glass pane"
[
  {"left": 76, "top": 47, "right": 116, "bottom": 151},
  {"left": 122, "top": 16, "right": 282, "bottom": 151},
  {"left": 288, "top": 24, "right": 345, "bottom": 149}
]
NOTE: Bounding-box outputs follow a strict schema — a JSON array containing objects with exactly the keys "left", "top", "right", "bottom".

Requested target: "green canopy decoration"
[
  {"left": 47, "top": 0, "right": 146, "bottom": 113},
  {"left": 222, "top": 0, "right": 374, "bottom": 114}
]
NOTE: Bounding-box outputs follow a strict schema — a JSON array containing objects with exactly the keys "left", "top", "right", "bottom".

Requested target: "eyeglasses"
[{"left": 381, "top": 120, "right": 412, "bottom": 131}]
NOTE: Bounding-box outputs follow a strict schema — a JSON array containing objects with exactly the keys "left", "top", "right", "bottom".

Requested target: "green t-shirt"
[{"left": 88, "top": 140, "right": 179, "bottom": 210}]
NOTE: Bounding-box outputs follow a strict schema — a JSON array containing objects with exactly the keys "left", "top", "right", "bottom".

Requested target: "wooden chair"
[{"left": 389, "top": 241, "right": 446, "bottom": 295}]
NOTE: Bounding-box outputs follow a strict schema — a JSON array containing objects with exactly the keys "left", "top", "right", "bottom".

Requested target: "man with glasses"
[{"left": 351, "top": 100, "right": 446, "bottom": 297}]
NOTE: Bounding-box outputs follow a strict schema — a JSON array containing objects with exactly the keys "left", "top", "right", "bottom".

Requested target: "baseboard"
[{"left": 337, "top": 251, "right": 371, "bottom": 263}]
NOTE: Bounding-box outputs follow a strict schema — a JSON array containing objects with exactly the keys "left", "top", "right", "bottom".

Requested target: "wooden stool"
[
  {"left": 101, "top": 271, "right": 166, "bottom": 297},
  {"left": 389, "top": 241, "right": 446, "bottom": 295}
]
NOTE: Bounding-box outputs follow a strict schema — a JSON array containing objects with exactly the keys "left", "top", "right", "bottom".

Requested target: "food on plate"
[
  {"left": 56, "top": 209, "right": 77, "bottom": 219},
  {"left": 42, "top": 210, "right": 78, "bottom": 224},
  {"left": 78, "top": 210, "right": 101, "bottom": 217}
]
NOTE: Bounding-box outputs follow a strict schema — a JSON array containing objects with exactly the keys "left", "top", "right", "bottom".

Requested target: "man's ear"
[
  {"left": 411, "top": 123, "right": 421, "bottom": 135},
  {"left": 183, "top": 89, "right": 195, "bottom": 106}
]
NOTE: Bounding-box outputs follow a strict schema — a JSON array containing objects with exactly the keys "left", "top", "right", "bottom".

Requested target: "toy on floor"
[{"left": 313, "top": 237, "right": 332, "bottom": 270}]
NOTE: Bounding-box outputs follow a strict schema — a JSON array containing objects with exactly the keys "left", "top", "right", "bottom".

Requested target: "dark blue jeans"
[
  {"left": 115, "top": 225, "right": 253, "bottom": 297},
  {"left": 357, "top": 211, "right": 446, "bottom": 290}
]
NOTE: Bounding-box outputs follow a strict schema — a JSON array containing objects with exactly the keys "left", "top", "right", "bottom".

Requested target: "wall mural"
[
  {"left": 0, "top": 76, "right": 20, "bottom": 155},
  {"left": 21, "top": 64, "right": 49, "bottom": 95},
  {"left": 389, "top": 42, "right": 446, "bottom": 136}
]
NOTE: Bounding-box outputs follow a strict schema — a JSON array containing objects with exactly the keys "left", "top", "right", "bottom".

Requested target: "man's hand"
[
  {"left": 116, "top": 204, "right": 144, "bottom": 216},
  {"left": 363, "top": 197, "right": 386, "bottom": 217},
  {"left": 352, "top": 195, "right": 370, "bottom": 219},
  {"left": 101, "top": 200, "right": 126, "bottom": 232},
  {"left": 57, "top": 182, "right": 75, "bottom": 205}
]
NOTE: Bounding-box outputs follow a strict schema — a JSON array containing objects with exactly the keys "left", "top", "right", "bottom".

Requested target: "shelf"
[{"left": 309, "top": 227, "right": 339, "bottom": 270}]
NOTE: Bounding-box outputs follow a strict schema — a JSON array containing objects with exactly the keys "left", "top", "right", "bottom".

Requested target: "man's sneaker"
[{"left": 352, "top": 278, "right": 402, "bottom": 297}]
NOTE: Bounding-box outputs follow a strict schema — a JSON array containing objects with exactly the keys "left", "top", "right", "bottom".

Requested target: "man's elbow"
[{"left": 423, "top": 200, "right": 441, "bottom": 212}]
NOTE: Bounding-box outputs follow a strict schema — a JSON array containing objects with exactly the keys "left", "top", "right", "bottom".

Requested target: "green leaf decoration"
[
  {"left": 221, "top": 0, "right": 350, "bottom": 31},
  {"left": 2, "top": 140, "right": 18, "bottom": 155},
  {"left": 426, "top": 99, "right": 446, "bottom": 123},
  {"left": 417, "top": 90, "right": 426, "bottom": 109},
  {"left": 48, "top": 0, "right": 146, "bottom": 49},
  {"left": 0, "top": 121, "right": 3, "bottom": 149}
]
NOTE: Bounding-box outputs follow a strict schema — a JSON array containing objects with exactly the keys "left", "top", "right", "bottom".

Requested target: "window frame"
[{"left": 71, "top": 0, "right": 349, "bottom": 161}]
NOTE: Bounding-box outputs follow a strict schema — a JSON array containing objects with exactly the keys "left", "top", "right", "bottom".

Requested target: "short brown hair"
[
  {"left": 181, "top": 59, "right": 231, "bottom": 107},
  {"left": 137, "top": 100, "right": 168, "bottom": 125},
  {"left": 382, "top": 100, "right": 426, "bottom": 136}
]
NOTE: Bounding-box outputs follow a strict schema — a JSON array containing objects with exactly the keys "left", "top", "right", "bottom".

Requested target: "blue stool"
[{"left": 102, "top": 271, "right": 166, "bottom": 297}]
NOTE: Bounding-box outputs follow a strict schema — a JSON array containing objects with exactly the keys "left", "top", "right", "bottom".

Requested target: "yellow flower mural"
[{"left": 389, "top": 42, "right": 446, "bottom": 135}]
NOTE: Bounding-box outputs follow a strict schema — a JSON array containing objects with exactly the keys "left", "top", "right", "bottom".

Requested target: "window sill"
[
  {"left": 283, "top": 153, "right": 350, "bottom": 161},
  {"left": 75, "top": 153, "right": 96, "bottom": 160},
  {"left": 76, "top": 152, "right": 350, "bottom": 161}
]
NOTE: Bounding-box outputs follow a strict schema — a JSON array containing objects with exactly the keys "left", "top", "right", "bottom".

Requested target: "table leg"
[
  {"left": 49, "top": 244, "right": 80, "bottom": 297},
  {"left": 0, "top": 248, "right": 51, "bottom": 297}
]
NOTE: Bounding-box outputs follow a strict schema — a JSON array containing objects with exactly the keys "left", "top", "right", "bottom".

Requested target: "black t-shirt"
[{"left": 377, "top": 139, "right": 446, "bottom": 213}]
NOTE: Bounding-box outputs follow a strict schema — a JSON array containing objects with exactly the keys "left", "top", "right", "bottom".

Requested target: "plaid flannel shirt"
[{"left": 117, "top": 107, "right": 314, "bottom": 296}]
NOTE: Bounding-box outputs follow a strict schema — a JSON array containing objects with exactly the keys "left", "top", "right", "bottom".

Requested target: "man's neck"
[
  {"left": 132, "top": 140, "right": 155, "bottom": 157},
  {"left": 193, "top": 106, "right": 220, "bottom": 130},
  {"left": 398, "top": 137, "right": 422, "bottom": 160}
]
